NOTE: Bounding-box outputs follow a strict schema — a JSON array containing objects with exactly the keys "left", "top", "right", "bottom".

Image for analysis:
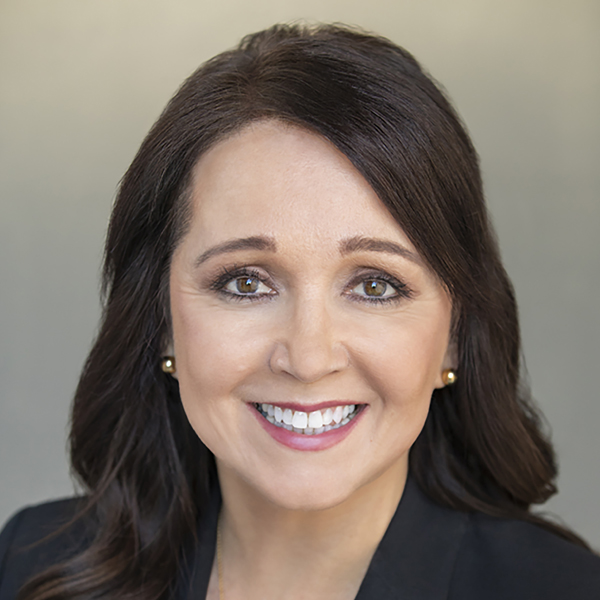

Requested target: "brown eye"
[
  {"left": 235, "top": 277, "right": 259, "bottom": 294},
  {"left": 222, "top": 273, "right": 273, "bottom": 297},
  {"left": 364, "top": 280, "right": 387, "bottom": 297},
  {"left": 349, "top": 277, "right": 398, "bottom": 301}
]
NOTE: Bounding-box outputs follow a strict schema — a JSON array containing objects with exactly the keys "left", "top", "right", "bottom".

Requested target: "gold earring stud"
[
  {"left": 441, "top": 369, "right": 457, "bottom": 386},
  {"left": 161, "top": 356, "right": 176, "bottom": 374}
]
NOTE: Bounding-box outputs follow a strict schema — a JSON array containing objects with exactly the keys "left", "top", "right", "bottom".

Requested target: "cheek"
[
  {"left": 363, "top": 320, "right": 448, "bottom": 389},
  {"left": 171, "top": 298, "right": 269, "bottom": 400},
  {"left": 170, "top": 301, "right": 259, "bottom": 454},
  {"left": 350, "top": 308, "right": 451, "bottom": 414},
  {"left": 357, "top": 322, "right": 445, "bottom": 466}
]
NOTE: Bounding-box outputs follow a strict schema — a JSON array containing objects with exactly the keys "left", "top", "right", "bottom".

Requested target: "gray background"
[{"left": 1, "top": 0, "right": 598, "bottom": 550}]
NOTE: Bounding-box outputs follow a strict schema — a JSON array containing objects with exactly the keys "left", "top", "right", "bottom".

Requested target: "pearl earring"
[
  {"left": 161, "top": 356, "right": 176, "bottom": 374},
  {"left": 441, "top": 369, "right": 457, "bottom": 386}
]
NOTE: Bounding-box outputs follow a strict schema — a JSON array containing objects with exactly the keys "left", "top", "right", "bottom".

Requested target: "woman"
[{"left": 0, "top": 23, "right": 598, "bottom": 600}]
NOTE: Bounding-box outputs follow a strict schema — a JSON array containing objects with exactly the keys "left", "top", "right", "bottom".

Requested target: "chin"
[
  {"left": 258, "top": 479, "right": 360, "bottom": 512},
  {"left": 220, "top": 460, "right": 367, "bottom": 513},
  {"left": 239, "top": 456, "right": 403, "bottom": 513}
]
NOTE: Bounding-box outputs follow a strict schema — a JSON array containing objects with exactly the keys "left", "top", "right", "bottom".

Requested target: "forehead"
[{"left": 186, "top": 120, "right": 415, "bottom": 252}]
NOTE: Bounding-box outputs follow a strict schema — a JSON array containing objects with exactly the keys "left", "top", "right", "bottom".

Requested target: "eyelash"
[
  {"left": 209, "top": 266, "right": 276, "bottom": 303},
  {"left": 345, "top": 271, "right": 413, "bottom": 305},
  {"left": 209, "top": 265, "right": 413, "bottom": 305}
]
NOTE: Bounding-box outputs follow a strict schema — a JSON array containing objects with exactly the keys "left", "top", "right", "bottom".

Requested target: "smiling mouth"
[{"left": 254, "top": 403, "right": 362, "bottom": 435}]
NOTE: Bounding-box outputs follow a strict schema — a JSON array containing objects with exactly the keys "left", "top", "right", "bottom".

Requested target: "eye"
[
  {"left": 224, "top": 275, "right": 273, "bottom": 296},
  {"left": 209, "top": 266, "right": 277, "bottom": 301},
  {"left": 351, "top": 279, "right": 397, "bottom": 300},
  {"left": 345, "top": 270, "right": 413, "bottom": 305}
]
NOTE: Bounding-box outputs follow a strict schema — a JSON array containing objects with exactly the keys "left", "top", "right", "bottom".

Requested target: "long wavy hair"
[{"left": 20, "top": 22, "right": 588, "bottom": 600}]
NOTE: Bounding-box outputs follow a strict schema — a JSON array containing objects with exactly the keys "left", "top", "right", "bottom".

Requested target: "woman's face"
[{"left": 169, "top": 121, "right": 454, "bottom": 510}]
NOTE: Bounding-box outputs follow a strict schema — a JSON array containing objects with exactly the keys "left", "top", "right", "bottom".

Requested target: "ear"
[{"left": 434, "top": 338, "right": 457, "bottom": 389}]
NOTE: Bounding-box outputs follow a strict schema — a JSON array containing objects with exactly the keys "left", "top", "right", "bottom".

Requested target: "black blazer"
[{"left": 1, "top": 476, "right": 599, "bottom": 599}]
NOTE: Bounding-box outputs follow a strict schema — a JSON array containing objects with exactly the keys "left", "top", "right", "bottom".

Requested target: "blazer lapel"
[
  {"left": 178, "top": 486, "right": 221, "bottom": 600},
  {"left": 355, "top": 476, "right": 468, "bottom": 600}
]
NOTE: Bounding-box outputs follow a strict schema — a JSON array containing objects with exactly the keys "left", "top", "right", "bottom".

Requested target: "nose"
[{"left": 269, "top": 300, "right": 349, "bottom": 383}]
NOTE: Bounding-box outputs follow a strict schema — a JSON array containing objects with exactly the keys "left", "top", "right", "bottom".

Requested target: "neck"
[{"left": 213, "top": 458, "right": 408, "bottom": 600}]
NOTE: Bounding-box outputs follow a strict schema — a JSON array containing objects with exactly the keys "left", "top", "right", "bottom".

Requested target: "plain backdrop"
[{"left": 1, "top": 0, "right": 599, "bottom": 550}]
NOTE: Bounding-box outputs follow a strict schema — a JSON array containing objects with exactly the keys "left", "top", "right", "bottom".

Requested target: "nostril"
[{"left": 268, "top": 338, "right": 349, "bottom": 383}]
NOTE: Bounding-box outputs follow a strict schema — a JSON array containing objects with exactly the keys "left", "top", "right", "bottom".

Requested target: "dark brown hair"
[{"left": 20, "top": 22, "right": 588, "bottom": 600}]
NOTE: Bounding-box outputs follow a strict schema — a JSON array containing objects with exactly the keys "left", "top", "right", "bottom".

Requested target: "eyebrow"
[
  {"left": 194, "top": 236, "right": 277, "bottom": 267},
  {"left": 193, "top": 234, "right": 421, "bottom": 267},
  {"left": 340, "top": 236, "right": 422, "bottom": 265}
]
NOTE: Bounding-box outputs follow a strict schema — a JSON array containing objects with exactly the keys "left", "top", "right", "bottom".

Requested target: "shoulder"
[
  {"left": 449, "top": 510, "right": 600, "bottom": 600},
  {"left": 0, "top": 497, "right": 90, "bottom": 597}
]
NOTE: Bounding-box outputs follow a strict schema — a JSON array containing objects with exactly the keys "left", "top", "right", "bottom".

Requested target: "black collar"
[
  {"left": 178, "top": 476, "right": 468, "bottom": 599},
  {"left": 355, "top": 476, "right": 468, "bottom": 599}
]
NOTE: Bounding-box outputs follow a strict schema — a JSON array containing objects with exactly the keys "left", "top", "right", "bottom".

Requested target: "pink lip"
[{"left": 249, "top": 403, "right": 366, "bottom": 451}]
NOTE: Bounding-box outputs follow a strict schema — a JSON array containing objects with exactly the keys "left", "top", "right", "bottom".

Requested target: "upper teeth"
[{"left": 257, "top": 403, "right": 358, "bottom": 435}]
